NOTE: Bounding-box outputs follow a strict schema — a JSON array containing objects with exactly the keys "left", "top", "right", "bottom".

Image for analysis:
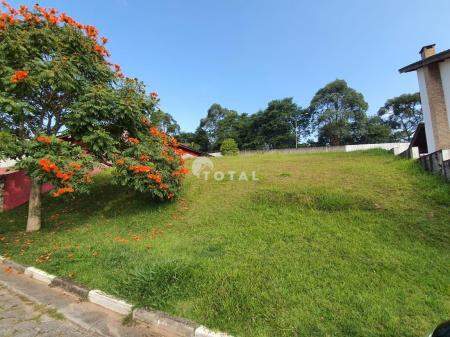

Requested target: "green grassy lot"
[{"left": 1, "top": 150, "right": 449, "bottom": 337}]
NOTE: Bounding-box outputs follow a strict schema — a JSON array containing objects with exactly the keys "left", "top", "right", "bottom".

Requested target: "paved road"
[{"left": 0, "top": 284, "right": 100, "bottom": 337}]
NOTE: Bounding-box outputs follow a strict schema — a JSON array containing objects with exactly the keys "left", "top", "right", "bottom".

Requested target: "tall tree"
[
  {"left": 377, "top": 93, "right": 422, "bottom": 141},
  {"left": 248, "top": 98, "right": 305, "bottom": 149},
  {"left": 0, "top": 2, "right": 187, "bottom": 231},
  {"left": 363, "top": 116, "right": 392, "bottom": 143},
  {"left": 309, "top": 80, "right": 368, "bottom": 146},
  {"left": 193, "top": 126, "right": 210, "bottom": 152},
  {"left": 176, "top": 131, "right": 201, "bottom": 151},
  {"left": 151, "top": 110, "right": 180, "bottom": 136},
  {"left": 197, "top": 103, "right": 241, "bottom": 151}
]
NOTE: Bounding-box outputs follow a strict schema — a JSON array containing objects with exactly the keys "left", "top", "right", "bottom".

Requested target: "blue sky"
[{"left": 10, "top": 0, "right": 450, "bottom": 131}]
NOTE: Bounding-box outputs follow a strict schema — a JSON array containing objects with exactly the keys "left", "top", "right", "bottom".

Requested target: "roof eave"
[
  {"left": 399, "top": 61, "right": 424, "bottom": 73},
  {"left": 399, "top": 49, "right": 450, "bottom": 74}
]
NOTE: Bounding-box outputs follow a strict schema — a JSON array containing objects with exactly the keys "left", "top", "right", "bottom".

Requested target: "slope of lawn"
[{"left": 0, "top": 150, "right": 449, "bottom": 337}]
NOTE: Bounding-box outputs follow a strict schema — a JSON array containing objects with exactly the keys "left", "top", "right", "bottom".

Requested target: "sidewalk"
[
  {"left": 0, "top": 267, "right": 163, "bottom": 337},
  {"left": 0, "top": 283, "right": 100, "bottom": 337}
]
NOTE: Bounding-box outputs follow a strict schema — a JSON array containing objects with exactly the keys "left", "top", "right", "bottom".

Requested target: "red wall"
[
  {"left": 178, "top": 147, "right": 200, "bottom": 157},
  {"left": 1, "top": 170, "right": 53, "bottom": 211}
]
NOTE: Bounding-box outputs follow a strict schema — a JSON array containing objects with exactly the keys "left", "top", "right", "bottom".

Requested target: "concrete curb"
[
  {"left": 50, "top": 277, "right": 90, "bottom": 299},
  {"left": 133, "top": 308, "right": 198, "bottom": 336},
  {"left": 24, "top": 266, "right": 56, "bottom": 285},
  {"left": 88, "top": 289, "right": 133, "bottom": 316},
  {"left": 0, "top": 255, "right": 235, "bottom": 337},
  {"left": 195, "top": 326, "right": 233, "bottom": 337}
]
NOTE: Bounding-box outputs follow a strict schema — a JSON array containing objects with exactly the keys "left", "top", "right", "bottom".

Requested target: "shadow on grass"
[{"left": 0, "top": 171, "right": 173, "bottom": 235}]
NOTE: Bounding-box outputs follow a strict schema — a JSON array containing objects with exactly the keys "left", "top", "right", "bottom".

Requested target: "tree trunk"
[{"left": 26, "top": 179, "right": 41, "bottom": 232}]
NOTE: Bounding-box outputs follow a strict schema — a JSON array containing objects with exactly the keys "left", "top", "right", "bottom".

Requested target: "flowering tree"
[{"left": 0, "top": 2, "right": 187, "bottom": 231}]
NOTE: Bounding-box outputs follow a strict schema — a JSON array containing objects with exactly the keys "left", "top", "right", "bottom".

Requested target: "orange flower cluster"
[
  {"left": 149, "top": 127, "right": 161, "bottom": 137},
  {"left": 0, "top": 2, "right": 17, "bottom": 29},
  {"left": 94, "top": 44, "right": 108, "bottom": 57},
  {"left": 129, "top": 165, "right": 152, "bottom": 174},
  {"left": 52, "top": 187, "right": 74, "bottom": 197},
  {"left": 150, "top": 92, "right": 158, "bottom": 99},
  {"left": 162, "top": 149, "right": 175, "bottom": 162},
  {"left": 149, "top": 127, "right": 168, "bottom": 145},
  {"left": 148, "top": 174, "right": 168, "bottom": 191},
  {"left": 36, "top": 135, "right": 51, "bottom": 144},
  {"left": 60, "top": 12, "right": 83, "bottom": 29},
  {"left": 128, "top": 137, "right": 140, "bottom": 145},
  {"left": 147, "top": 173, "right": 162, "bottom": 184},
  {"left": 84, "top": 25, "right": 98, "bottom": 39},
  {"left": 11, "top": 70, "right": 28, "bottom": 83},
  {"left": 56, "top": 171, "right": 73, "bottom": 181},
  {"left": 140, "top": 154, "right": 150, "bottom": 162},
  {"left": 116, "top": 158, "right": 125, "bottom": 165},
  {"left": 69, "top": 162, "right": 82, "bottom": 170},
  {"left": 110, "top": 63, "right": 124, "bottom": 77},
  {"left": 38, "top": 158, "right": 57, "bottom": 172},
  {"left": 0, "top": 13, "right": 15, "bottom": 30},
  {"left": 34, "top": 5, "right": 59, "bottom": 25},
  {"left": 170, "top": 137, "right": 179, "bottom": 147},
  {"left": 38, "top": 158, "right": 73, "bottom": 181},
  {"left": 1, "top": 2, "right": 111, "bottom": 58},
  {"left": 172, "top": 167, "right": 189, "bottom": 177}
]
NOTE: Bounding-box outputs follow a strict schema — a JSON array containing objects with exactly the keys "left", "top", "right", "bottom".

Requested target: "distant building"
[
  {"left": 0, "top": 169, "right": 53, "bottom": 212},
  {"left": 400, "top": 44, "right": 450, "bottom": 153},
  {"left": 177, "top": 144, "right": 203, "bottom": 158}
]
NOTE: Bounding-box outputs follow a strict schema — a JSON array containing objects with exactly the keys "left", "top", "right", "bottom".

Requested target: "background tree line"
[{"left": 162, "top": 79, "right": 423, "bottom": 152}]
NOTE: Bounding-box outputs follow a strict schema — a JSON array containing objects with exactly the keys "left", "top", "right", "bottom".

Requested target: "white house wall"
[
  {"left": 439, "top": 59, "right": 450, "bottom": 128},
  {"left": 417, "top": 68, "right": 436, "bottom": 153}
]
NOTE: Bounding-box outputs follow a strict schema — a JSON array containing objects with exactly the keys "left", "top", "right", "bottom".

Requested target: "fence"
[
  {"left": 418, "top": 149, "right": 450, "bottom": 181},
  {"left": 239, "top": 143, "right": 409, "bottom": 156}
]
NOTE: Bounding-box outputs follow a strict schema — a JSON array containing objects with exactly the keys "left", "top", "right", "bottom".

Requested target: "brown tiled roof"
[{"left": 178, "top": 144, "right": 207, "bottom": 156}]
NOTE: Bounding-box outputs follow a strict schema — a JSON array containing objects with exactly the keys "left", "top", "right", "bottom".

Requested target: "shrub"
[{"left": 220, "top": 138, "right": 239, "bottom": 156}]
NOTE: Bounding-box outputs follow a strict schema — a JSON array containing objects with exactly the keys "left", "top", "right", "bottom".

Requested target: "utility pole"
[{"left": 294, "top": 119, "right": 298, "bottom": 148}]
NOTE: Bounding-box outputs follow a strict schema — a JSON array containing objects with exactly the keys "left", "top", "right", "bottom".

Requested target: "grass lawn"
[{"left": 0, "top": 150, "right": 449, "bottom": 337}]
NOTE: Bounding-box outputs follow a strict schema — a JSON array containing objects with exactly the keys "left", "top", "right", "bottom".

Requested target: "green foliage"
[
  {"left": 0, "top": 3, "right": 186, "bottom": 226},
  {"left": 16, "top": 135, "right": 94, "bottom": 196},
  {"left": 309, "top": 79, "right": 369, "bottom": 146},
  {"left": 112, "top": 130, "right": 186, "bottom": 200},
  {"left": 0, "top": 131, "right": 21, "bottom": 159},
  {"left": 220, "top": 138, "right": 239, "bottom": 155},
  {"left": 193, "top": 126, "right": 210, "bottom": 152},
  {"left": 197, "top": 104, "right": 242, "bottom": 151},
  {"left": 0, "top": 8, "right": 114, "bottom": 139},
  {"left": 151, "top": 110, "right": 181, "bottom": 136},
  {"left": 176, "top": 133, "right": 201, "bottom": 151},
  {"left": 245, "top": 98, "right": 306, "bottom": 149},
  {"left": 364, "top": 116, "right": 392, "bottom": 143},
  {"left": 378, "top": 92, "right": 422, "bottom": 141},
  {"left": 193, "top": 99, "right": 306, "bottom": 151}
]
